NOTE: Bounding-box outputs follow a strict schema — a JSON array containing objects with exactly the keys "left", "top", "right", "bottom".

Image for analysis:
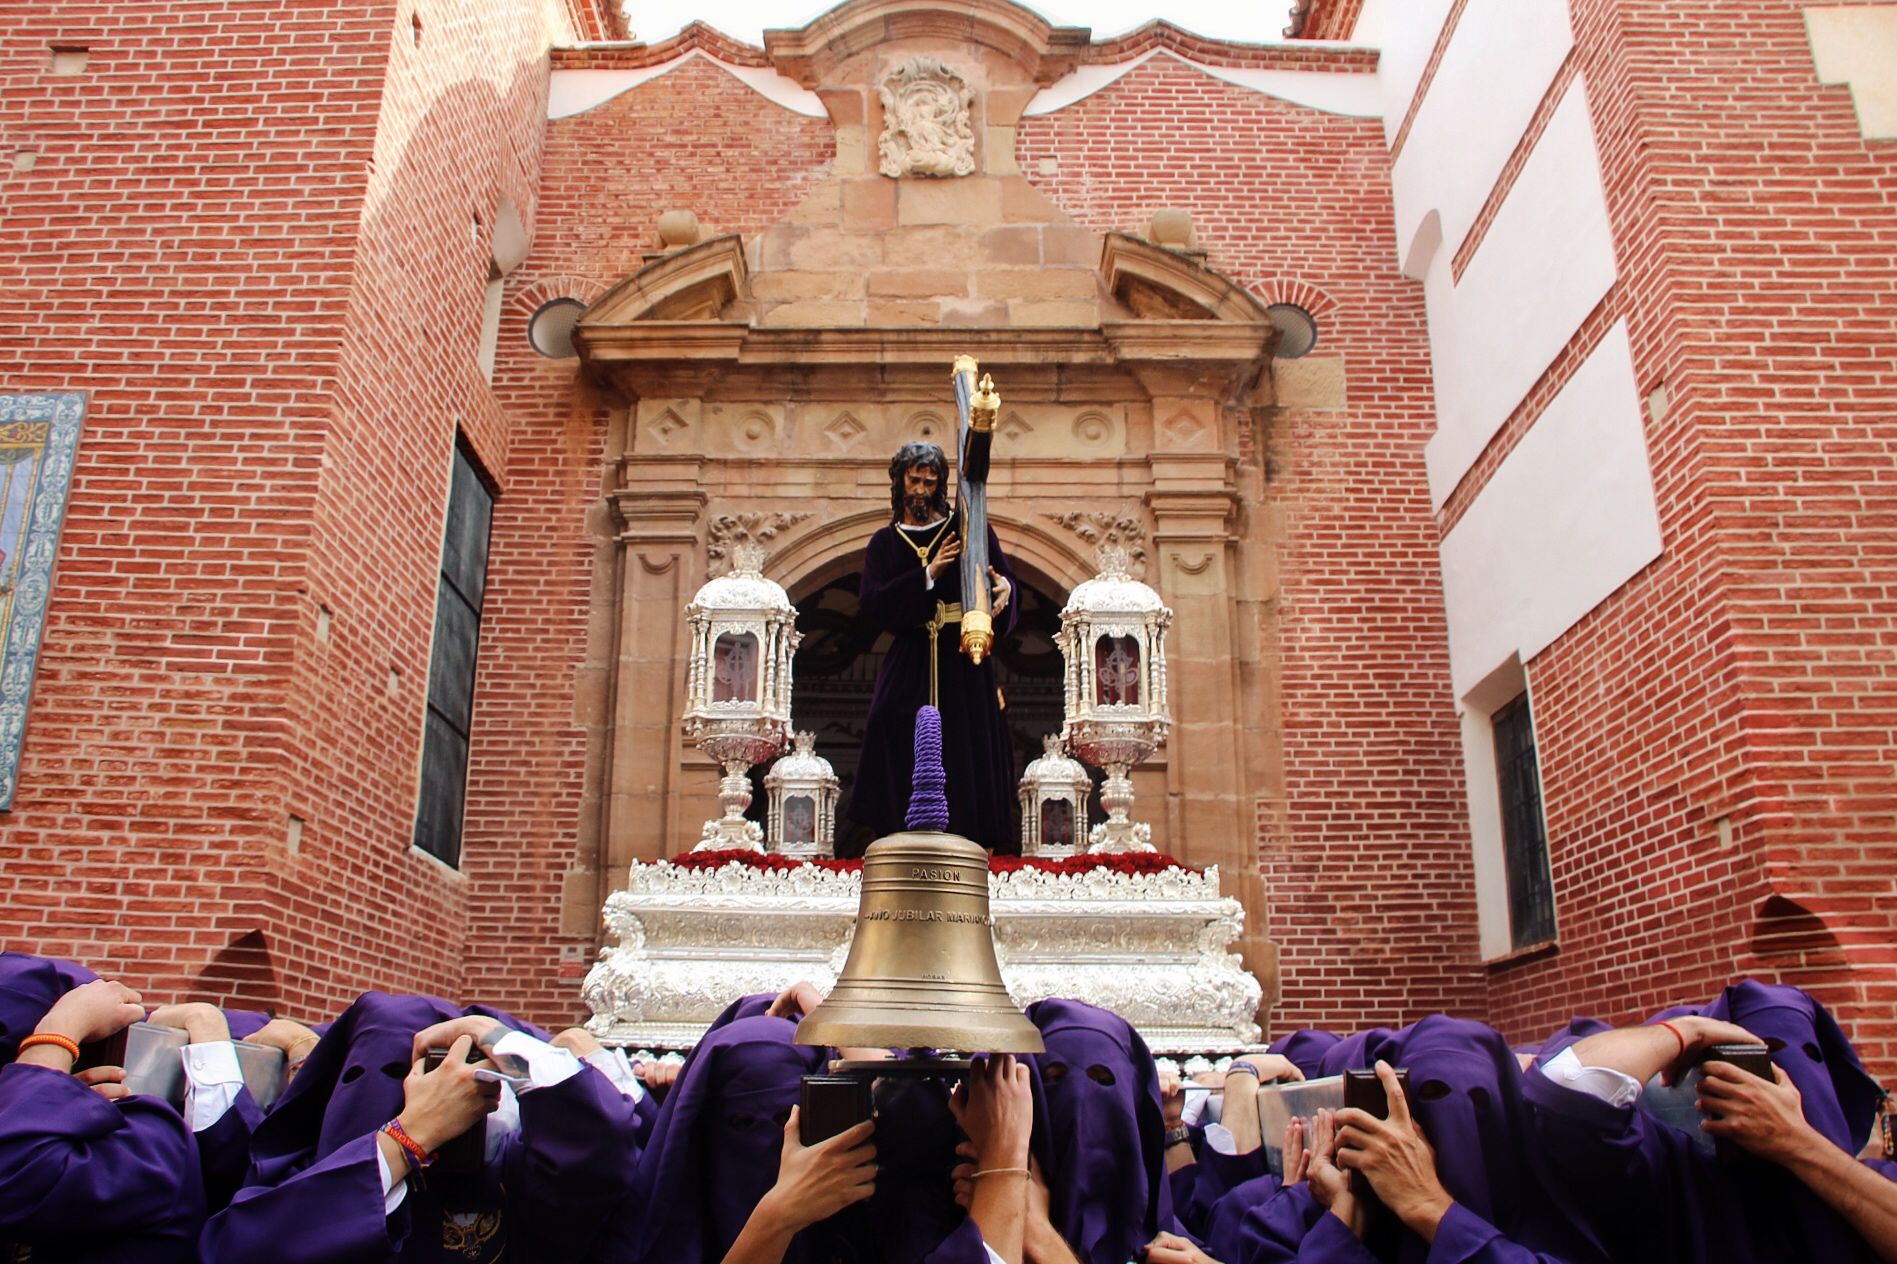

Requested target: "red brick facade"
[{"left": 2, "top": 0, "right": 1892, "bottom": 1075}]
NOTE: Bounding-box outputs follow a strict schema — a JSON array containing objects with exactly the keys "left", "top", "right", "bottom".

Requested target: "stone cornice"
[{"left": 762, "top": 0, "right": 1091, "bottom": 87}]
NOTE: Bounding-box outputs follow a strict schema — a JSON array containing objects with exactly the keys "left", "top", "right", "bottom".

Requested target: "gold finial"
[{"left": 970, "top": 372, "right": 1000, "bottom": 433}]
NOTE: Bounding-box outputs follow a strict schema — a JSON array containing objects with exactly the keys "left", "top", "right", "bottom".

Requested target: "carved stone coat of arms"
[{"left": 878, "top": 56, "right": 977, "bottom": 179}]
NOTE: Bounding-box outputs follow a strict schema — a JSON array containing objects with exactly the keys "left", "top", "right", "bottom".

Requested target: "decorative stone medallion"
[{"left": 878, "top": 57, "right": 977, "bottom": 179}]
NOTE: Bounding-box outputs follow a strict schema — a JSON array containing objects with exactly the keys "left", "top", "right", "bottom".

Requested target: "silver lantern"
[
  {"left": 1057, "top": 546, "right": 1171, "bottom": 853},
  {"left": 763, "top": 730, "right": 839, "bottom": 859},
  {"left": 1017, "top": 733, "right": 1092, "bottom": 858},
  {"left": 682, "top": 543, "right": 799, "bottom": 851}
]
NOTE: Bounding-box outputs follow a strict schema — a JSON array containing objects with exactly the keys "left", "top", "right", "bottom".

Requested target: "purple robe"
[
  {"left": 1527, "top": 981, "right": 1894, "bottom": 1264},
  {"left": 1270, "top": 1029, "right": 1345, "bottom": 1081},
  {"left": 844, "top": 520, "right": 1021, "bottom": 854},
  {"left": 1236, "top": 1017, "right": 1604, "bottom": 1264},
  {"left": 0, "top": 951, "right": 97, "bottom": 1064},
  {"left": 201, "top": 992, "right": 644, "bottom": 1264},
  {"left": 0, "top": 1061, "right": 207, "bottom": 1262},
  {"left": 605, "top": 1015, "right": 989, "bottom": 1264},
  {"left": 1026, "top": 999, "right": 1179, "bottom": 1264}
]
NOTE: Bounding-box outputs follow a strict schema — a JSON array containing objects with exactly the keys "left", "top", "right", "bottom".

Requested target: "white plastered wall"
[
  {"left": 1418, "top": 79, "right": 1618, "bottom": 509},
  {"left": 1441, "top": 321, "right": 1663, "bottom": 957},
  {"left": 1389, "top": 0, "right": 1573, "bottom": 270}
]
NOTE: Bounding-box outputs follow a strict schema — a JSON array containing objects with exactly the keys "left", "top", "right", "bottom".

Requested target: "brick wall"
[
  {"left": 0, "top": 0, "right": 584, "bottom": 1020},
  {"left": 1419, "top": 0, "right": 1897, "bottom": 1076},
  {"left": 1017, "top": 57, "right": 1486, "bottom": 1034},
  {"left": 459, "top": 55, "right": 837, "bottom": 1022}
]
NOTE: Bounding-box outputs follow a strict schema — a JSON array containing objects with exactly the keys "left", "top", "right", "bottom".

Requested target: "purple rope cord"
[{"left": 905, "top": 704, "right": 951, "bottom": 831}]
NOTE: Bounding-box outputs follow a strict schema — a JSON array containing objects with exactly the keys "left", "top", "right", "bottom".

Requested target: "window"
[
  {"left": 413, "top": 441, "right": 494, "bottom": 867},
  {"left": 1491, "top": 692, "right": 1555, "bottom": 949}
]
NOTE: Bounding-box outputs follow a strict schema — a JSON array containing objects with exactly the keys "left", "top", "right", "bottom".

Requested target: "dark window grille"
[
  {"left": 1492, "top": 692, "right": 1555, "bottom": 949},
  {"left": 413, "top": 443, "right": 493, "bottom": 867}
]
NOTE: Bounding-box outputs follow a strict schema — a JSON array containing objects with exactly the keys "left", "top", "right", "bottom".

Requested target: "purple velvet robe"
[
  {"left": 1235, "top": 1017, "right": 1604, "bottom": 1264},
  {"left": 844, "top": 520, "right": 1021, "bottom": 854},
  {"left": 201, "top": 992, "right": 644, "bottom": 1264},
  {"left": 1525, "top": 981, "right": 1895, "bottom": 1264},
  {"left": 1026, "top": 999, "right": 1180, "bottom": 1264},
  {"left": 0, "top": 1062, "right": 208, "bottom": 1263},
  {"left": 604, "top": 1014, "right": 990, "bottom": 1264},
  {"left": 0, "top": 951, "right": 209, "bottom": 1261}
]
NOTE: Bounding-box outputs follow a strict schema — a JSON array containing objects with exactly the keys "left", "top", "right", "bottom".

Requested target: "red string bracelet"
[
  {"left": 381, "top": 1119, "right": 435, "bottom": 1168},
  {"left": 1658, "top": 1021, "right": 1687, "bottom": 1059}
]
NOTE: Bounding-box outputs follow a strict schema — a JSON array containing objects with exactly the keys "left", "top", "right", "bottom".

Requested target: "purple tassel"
[{"left": 905, "top": 705, "right": 951, "bottom": 831}]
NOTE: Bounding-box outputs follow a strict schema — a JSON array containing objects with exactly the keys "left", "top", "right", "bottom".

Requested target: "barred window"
[
  {"left": 413, "top": 442, "right": 494, "bottom": 867},
  {"left": 1492, "top": 692, "right": 1555, "bottom": 949}
]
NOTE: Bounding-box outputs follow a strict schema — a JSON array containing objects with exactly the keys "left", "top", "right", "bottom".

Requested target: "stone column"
[
  {"left": 605, "top": 454, "right": 707, "bottom": 871},
  {"left": 1144, "top": 406, "right": 1278, "bottom": 1016}
]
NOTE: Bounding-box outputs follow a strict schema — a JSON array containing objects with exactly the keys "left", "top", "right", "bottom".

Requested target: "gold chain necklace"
[{"left": 898, "top": 516, "right": 952, "bottom": 565}]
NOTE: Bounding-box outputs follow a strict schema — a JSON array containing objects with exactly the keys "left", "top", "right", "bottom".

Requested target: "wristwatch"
[{"left": 1164, "top": 1124, "right": 1192, "bottom": 1149}]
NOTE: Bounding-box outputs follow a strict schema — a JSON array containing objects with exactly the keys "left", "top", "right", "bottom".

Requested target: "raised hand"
[
  {"left": 1232, "top": 1053, "right": 1304, "bottom": 1083},
  {"left": 765, "top": 981, "right": 826, "bottom": 1022},
  {"left": 410, "top": 1015, "right": 507, "bottom": 1063},
  {"left": 396, "top": 1034, "right": 501, "bottom": 1154},
  {"left": 147, "top": 1002, "right": 232, "bottom": 1045},
  {"left": 33, "top": 979, "right": 144, "bottom": 1045},
  {"left": 989, "top": 567, "right": 1011, "bottom": 617},
  {"left": 761, "top": 1110, "right": 877, "bottom": 1230},
  {"left": 1334, "top": 1061, "right": 1452, "bottom": 1242},
  {"left": 1283, "top": 1115, "right": 1310, "bottom": 1185},
  {"left": 1144, "top": 1231, "right": 1223, "bottom": 1264},
  {"left": 1699, "top": 1061, "right": 1819, "bottom": 1166},
  {"left": 926, "top": 533, "right": 962, "bottom": 583},
  {"left": 1305, "top": 1110, "right": 1364, "bottom": 1239},
  {"left": 551, "top": 1027, "right": 604, "bottom": 1058},
  {"left": 950, "top": 1053, "right": 1032, "bottom": 1168}
]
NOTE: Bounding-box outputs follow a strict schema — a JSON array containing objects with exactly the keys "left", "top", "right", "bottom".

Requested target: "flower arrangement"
[{"left": 667, "top": 848, "right": 1197, "bottom": 876}]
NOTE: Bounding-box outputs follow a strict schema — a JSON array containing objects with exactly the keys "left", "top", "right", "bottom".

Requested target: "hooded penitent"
[
  {"left": 0, "top": 951, "right": 206, "bottom": 1263},
  {"left": 1027, "top": 998, "right": 1175, "bottom": 1264}
]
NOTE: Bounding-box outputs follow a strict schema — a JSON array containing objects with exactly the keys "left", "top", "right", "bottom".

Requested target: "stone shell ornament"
[{"left": 878, "top": 56, "right": 977, "bottom": 179}]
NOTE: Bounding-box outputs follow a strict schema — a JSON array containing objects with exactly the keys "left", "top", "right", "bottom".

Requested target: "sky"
[{"left": 623, "top": 1, "right": 1304, "bottom": 44}]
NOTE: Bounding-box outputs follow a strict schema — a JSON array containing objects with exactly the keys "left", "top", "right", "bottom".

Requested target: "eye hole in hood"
[{"left": 1085, "top": 1064, "right": 1117, "bottom": 1087}]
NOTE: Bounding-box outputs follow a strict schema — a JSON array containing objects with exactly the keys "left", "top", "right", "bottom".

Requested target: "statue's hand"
[
  {"left": 926, "top": 533, "right": 962, "bottom": 583},
  {"left": 989, "top": 567, "right": 1011, "bottom": 617}
]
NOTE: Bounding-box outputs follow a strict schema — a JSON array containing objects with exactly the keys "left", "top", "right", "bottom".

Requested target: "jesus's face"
[{"left": 902, "top": 465, "right": 941, "bottom": 524}]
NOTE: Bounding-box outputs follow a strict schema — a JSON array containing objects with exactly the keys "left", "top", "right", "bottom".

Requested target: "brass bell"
[{"left": 795, "top": 830, "right": 1043, "bottom": 1054}]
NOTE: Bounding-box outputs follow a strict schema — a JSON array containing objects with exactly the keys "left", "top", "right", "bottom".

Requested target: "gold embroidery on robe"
[{"left": 441, "top": 1207, "right": 505, "bottom": 1262}]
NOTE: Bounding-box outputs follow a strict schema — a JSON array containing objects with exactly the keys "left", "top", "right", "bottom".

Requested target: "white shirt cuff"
[
  {"left": 1202, "top": 1122, "right": 1239, "bottom": 1156},
  {"left": 1180, "top": 1092, "right": 1209, "bottom": 1127},
  {"left": 983, "top": 1247, "right": 1006, "bottom": 1264},
  {"left": 1541, "top": 1046, "right": 1643, "bottom": 1107},
  {"left": 374, "top": 1139, "right": 408, "bottom": 1214},
  {"left": 492, "top": 1030, "right": 583, "bottom": 1090},
  {"left": 181, "top": 1041, "right": 245, "bottom": 1131},
  {"left": 583, "top": 1047, "right": 647, "bottom": 1102}
]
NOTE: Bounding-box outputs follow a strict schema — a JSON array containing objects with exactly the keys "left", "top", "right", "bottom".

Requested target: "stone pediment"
[
  {"left": 763, "top": 0, "right": 1091, "bottom": 89},
  {"left": 579, "top": 234, "right": 750, "bottom": 327}
]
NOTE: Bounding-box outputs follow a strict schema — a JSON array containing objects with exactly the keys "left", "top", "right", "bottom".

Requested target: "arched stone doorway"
[{"left": 784, "top": 560, "right": 1074, "bottom": 855}]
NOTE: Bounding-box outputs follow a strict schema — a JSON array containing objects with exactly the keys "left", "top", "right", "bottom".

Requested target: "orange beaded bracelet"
[{"left": 18, "top": 1033, "right": 81, "bottom": 1063}]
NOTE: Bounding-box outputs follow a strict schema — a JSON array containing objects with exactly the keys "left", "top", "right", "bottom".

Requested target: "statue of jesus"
[{"left": 842, "top": 441, "right": 1019, "bottom": 855}]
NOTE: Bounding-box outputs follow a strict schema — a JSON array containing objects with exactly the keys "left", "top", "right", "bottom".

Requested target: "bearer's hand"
[
  {"left": 1699, "top": 1062, "right": 1822, "bottom": 1167},
  {"left": 76, "top": 1065, "right": 132, "bottom": 1101},
  {"left": 1335, "top": 1062, "right": 1451, "bottom": 1242},
  {"left": 148, "top": 1002, "right": 232, "bottom": 1045},
  {"left": 766, "top": 981, "right": 826, "bottom": 1022},
  {"left": 33, "top": 980, "right": 145, "bottom": 1047},
  {"left": 551, "top": 1027, "right": 604, "bottom": 1058},
  {"left": 1144, "top": 1232, "right": 1222, "bottom": 1264},
  {"left": 410, "top": 1016, "right": 508, "bottom": 1063},
  {"left": 926, "top": 533, "right": 962, "bottom": 583},
  {"left": 397, "top": 1034, "right": 500, "bottom": 1154},
  {"left": 759, "top": 1110, "right": 876, "bottom": 1231},
  {"left": 1305, "top": 1109, "right": 1365, "bottom": 1240},
  {"left": 990, "top": 567, "right": 1011, "bottom": 617}
]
